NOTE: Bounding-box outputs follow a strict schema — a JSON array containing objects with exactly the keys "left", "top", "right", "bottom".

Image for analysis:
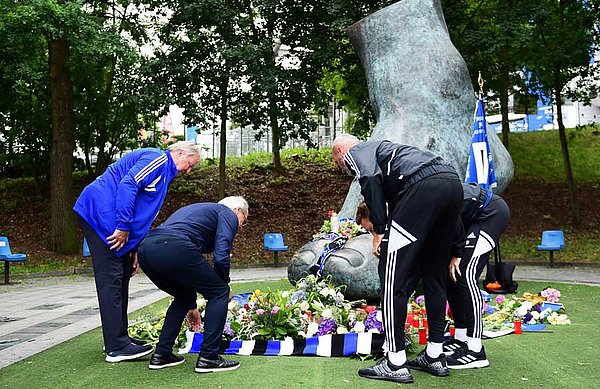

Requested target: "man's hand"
[
  {"left": 372, "top": 233, "right": 384, "bottom": 257},
  {"left": 449, "top": 257, "right": 462, "bottom": 283},
  {"left": 107, "top": 229, "right": 129, "bottom": 251},
  {"left": 131, "top": 252, "right": 139, "bottom": 277},
  {"left": 187, "top": 309, "right": 202, "bottom": 332},
  {"left": 229, "top": 290, "right": 233, "bottom": 302}
]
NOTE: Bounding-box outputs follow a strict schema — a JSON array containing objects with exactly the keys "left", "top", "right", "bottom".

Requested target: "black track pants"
[
  {"left": 138, "top": 234, "right": 230, "bottom": 358},
  {"left": 379, "top": 173, "right": 462, "bottom": 352},
  {"left": 447, "top": 195, "right": 511, "bottom": 338},
  {"left": 76, "top": 215, "right": 133, "bottom": 353}
]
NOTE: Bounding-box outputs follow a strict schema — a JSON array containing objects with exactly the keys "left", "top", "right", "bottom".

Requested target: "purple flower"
[
  {"left": 317, "top": 318, "right": 337, "bottom": 336},
  {"left": 271, "top": 306, "right": 280, "bottom": 315},
  {"left": 256, "top": 309, "right": 265, "bottom": 315},
  {"left": 523, "top": 312, "right": 533, "bottom": 323},
  {"left": 223, "top": 320, "right": 234, "bottom": 337},
  {"left": 495, "top": 295, "right": 506, "bottom": 304},
  {"left": 365, "top": 310, "right": 383, "bottom": 333},
  {"left": 415, "top": 295, "right": 425, "bottom": 304}
]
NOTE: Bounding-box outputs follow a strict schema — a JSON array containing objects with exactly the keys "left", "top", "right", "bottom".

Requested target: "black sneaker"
[
  {"left": 195, "top": 355, "right": 240, "bottom": 373},
  {"left": 105, "top": 343, "right": 154, "bottom": 363},
  {"left": 442, "top": 339, "right": 468, "bottom": 355},
  {"left": 358, "top": 357, "right": 414, "bottom": 383},
  {"left": 407, "top": 349, "right": 450, "bottom": 377},
  {"left": 130, "top": 336, "right": 150, "bottom": 346},
  {"left": 446, "top": 346, "right": 489, "bottom": 369},
  {"left": 103, "top": 337, "right": 148, "bottom": 352},
  {"left": 149, "top": 353, "right": 186, "bottom": 370}
]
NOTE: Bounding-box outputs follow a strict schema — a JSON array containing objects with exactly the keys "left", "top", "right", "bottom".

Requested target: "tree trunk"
[
  {"left": 218, "top": 76, "right": 229, "bottom": 198},
  {"left": 500, "top": 48, "right": 510, "bottom": 149},
  {"left": 48, "top": 37, "right": 78, "bottom": 253},
  {"left": 554, "top": 75, "right": 580, "bottom": 228}
]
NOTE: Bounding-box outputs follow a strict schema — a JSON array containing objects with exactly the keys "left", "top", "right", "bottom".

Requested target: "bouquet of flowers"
[
  {"left": 483, "top": 287, "right": 570, "bottom": 329},
  {"left": 313, "top": 210, "right": 365, "bottom": 239}
]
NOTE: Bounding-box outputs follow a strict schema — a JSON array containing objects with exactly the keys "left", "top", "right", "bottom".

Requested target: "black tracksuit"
[
  {"left": 344, "top": 141, "right": 463, "bottom": 352},
  {"left": 447, "top": 183, "right": 510, "bottom": 339},
  {"left": 138, "top": 203, "right": 239, "bottom": 358}
]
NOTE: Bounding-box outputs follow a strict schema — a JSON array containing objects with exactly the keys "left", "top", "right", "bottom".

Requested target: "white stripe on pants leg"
[{"left": 384, "top": 249, "right": 398, "bottom": 351}]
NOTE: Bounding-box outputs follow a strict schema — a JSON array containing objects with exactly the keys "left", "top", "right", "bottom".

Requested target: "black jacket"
[
  {"left": 451, "top": 183, "right": 493, "bottom": 258},
  {"left": 344, "top": 140, "right": 457, "bottom": 234}
]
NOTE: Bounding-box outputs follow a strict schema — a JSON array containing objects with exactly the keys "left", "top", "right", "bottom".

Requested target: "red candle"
[
  {"left": 406, "top": 313, "right": 414, "bottom": 327},
  {"left": 419, "top": 328, "right": 427, "bottom": 344},
  {"left": 514, "top": 320, "right": 522, "bottom": 335},
  {"left": 423, "top": 317, "right": 429, "bottom": 330},
  {"left": 450, "top": 326, "right": 455, "bottom": 337}
]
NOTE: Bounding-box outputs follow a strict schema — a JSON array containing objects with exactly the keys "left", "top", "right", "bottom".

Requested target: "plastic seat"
[
  {"left": 0, "top": 236, "right": 28, "bottom": 285},
  {"left": 264, "top": 233, "right": 288, "bottom": 267},
  {"left": 537, "top": 230, "right": 565, "bottom": 267}
]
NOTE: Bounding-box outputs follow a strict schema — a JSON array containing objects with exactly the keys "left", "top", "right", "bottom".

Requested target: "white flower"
[
  {"left": 531, "top": 311, "right": 541, "bottom": 320},
  {"left": 228, "top": 301, "right": 238, "bottom": 311},
  {"left": 368, "top": 328, "right": 380, "bottom": 334},
  {"left": 321, "top": 308, "right": 333, "bottom": 319},
  {"left": 281, "top": 291, "right": 290, "bottom": 298},
  {"left": 307, "top": 322, "right": 319, "bottom": 337},
  {"left": 320, "top": 287, "right": 331, "bottom": 297},
  {"left": 515, "top": 306, "right": 529, "bottom": 317},
  {"left": 238, "top": 308, "right": 247, "bottom": 316},
  {"left": 299, "top": 301, "right": 310, "bottom": 311},
  {"left": 352, "top": 321, "right": 366, "bottom": 333},
  {"left": 337, "top": 327, "right": 348, "bottom": 334},
  {"left": 376, "top": 310, "right": 383, "bottom": 322},
  {"left": 521, "top": 301, "right": 533, "bottom": 311},
  {"left": 197, "top": 298, "right": 207, "bottom": 310}
]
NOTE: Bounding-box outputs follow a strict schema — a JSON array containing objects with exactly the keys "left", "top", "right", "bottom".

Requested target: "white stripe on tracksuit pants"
[{"left": 379, "top": 173, "right": 462, "bottom": 352}]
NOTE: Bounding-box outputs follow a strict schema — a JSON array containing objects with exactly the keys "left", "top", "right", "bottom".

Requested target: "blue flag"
[{"left": 465, "top": 98, "right": 497, "bottom": 189}]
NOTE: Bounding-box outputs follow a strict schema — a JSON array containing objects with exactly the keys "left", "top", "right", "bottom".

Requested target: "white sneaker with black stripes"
[{"left": 446, "top": 346, "right": 490, "bottom": 369}]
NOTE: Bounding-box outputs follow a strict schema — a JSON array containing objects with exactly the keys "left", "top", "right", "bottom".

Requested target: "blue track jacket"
[
  {"left": 73, "top": 148, "right": 179, "bottom": 257},
  {"left": 148, "top": 203, "right": 239, "bottom": 283}
]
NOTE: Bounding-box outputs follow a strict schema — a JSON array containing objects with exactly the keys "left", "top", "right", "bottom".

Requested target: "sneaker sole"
[
  {"left": 448, "top": 359, "right": 490, "bottom": 370},
  {"left": 358, "top": 372, "right": 414, "bottom": 383},
  {"left": 105, "top": 348, "right": 153, "bottom": 363},
  {"left": 195, "top": 364, "right": 240, "bottom": 373},
  {"left": 149, "top": 359, "right": 186, "bottom": 370}
]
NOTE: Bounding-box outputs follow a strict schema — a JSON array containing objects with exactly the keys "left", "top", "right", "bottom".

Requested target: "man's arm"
[{"left": 212, "top": 211, "right": 238, "bottom": 283}]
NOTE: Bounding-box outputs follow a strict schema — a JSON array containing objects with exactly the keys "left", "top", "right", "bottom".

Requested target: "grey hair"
[
  {"left": 218, "top": 196, "right": 249, "bottom": 214},
  {"left": 167, "top": 140, "right": 201, "bottom": 157},
  {"left": 332, "top": 134, "right": 360, "bottom": 149}
]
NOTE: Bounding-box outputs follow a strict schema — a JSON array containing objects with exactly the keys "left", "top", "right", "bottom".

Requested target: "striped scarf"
[{"left": 179, "top": 331, "right": 385, "bottom": 357}]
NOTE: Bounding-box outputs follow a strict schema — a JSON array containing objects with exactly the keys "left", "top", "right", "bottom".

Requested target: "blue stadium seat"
[
  {"left": 0, "top": 236, "right": 28, "bottom": 285},
  {"left": 264, "top": 233, "right": 288, "bottom": 267},
  {"left": 537, "top": 230, "right": 565, "bottom": 268}
]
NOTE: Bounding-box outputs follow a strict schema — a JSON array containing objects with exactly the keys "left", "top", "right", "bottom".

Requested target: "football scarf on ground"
[{"left": 179, "top": 331, "right": 385, "bottom": 357}]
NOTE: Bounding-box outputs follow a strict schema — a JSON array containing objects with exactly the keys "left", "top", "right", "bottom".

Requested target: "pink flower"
[
  {"left": 496, "top": 295, "right": 506, "bottom": 304},
  {"left": 256, "top": 309, "right": 265, "bottom": 315},
  {"left": 271, "top": 306, "right": 280, "bottom": 314},
  {"left": 541, "top": 288, "right": 561, "bottom": 303}
]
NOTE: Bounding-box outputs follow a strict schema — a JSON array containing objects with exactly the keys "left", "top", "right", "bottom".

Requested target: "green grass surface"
[{"left": 1, "top": 279, "right": 599, "bottom": 388}]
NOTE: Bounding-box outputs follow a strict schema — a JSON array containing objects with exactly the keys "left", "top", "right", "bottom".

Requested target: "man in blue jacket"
[
  {"left": 73, "top": 141, "right": 200, "bottom": 362},
  {"left": 137, "top": 197, "right": 248, "bottom": 372},
  {"left": 333, "top": 134, "right": 462, "bottom": 384}
]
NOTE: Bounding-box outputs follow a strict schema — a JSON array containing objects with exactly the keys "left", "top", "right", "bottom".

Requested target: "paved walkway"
[{"left": 1, "top": 264, "right": 599, "bottom": 369}]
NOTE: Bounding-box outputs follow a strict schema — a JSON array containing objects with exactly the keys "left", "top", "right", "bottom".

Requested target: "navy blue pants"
[
  {"left": 76, "top": 215, "right": 133, "bottom": 353},
  {"left": 138, "top": 234, "right": 230, "bottom": 358},
  {"left": 379, "top": 173, "right": 463, "bottom": 352},
  {"left": 447, "top": 195, "right": 511, "bottom": 338}
]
